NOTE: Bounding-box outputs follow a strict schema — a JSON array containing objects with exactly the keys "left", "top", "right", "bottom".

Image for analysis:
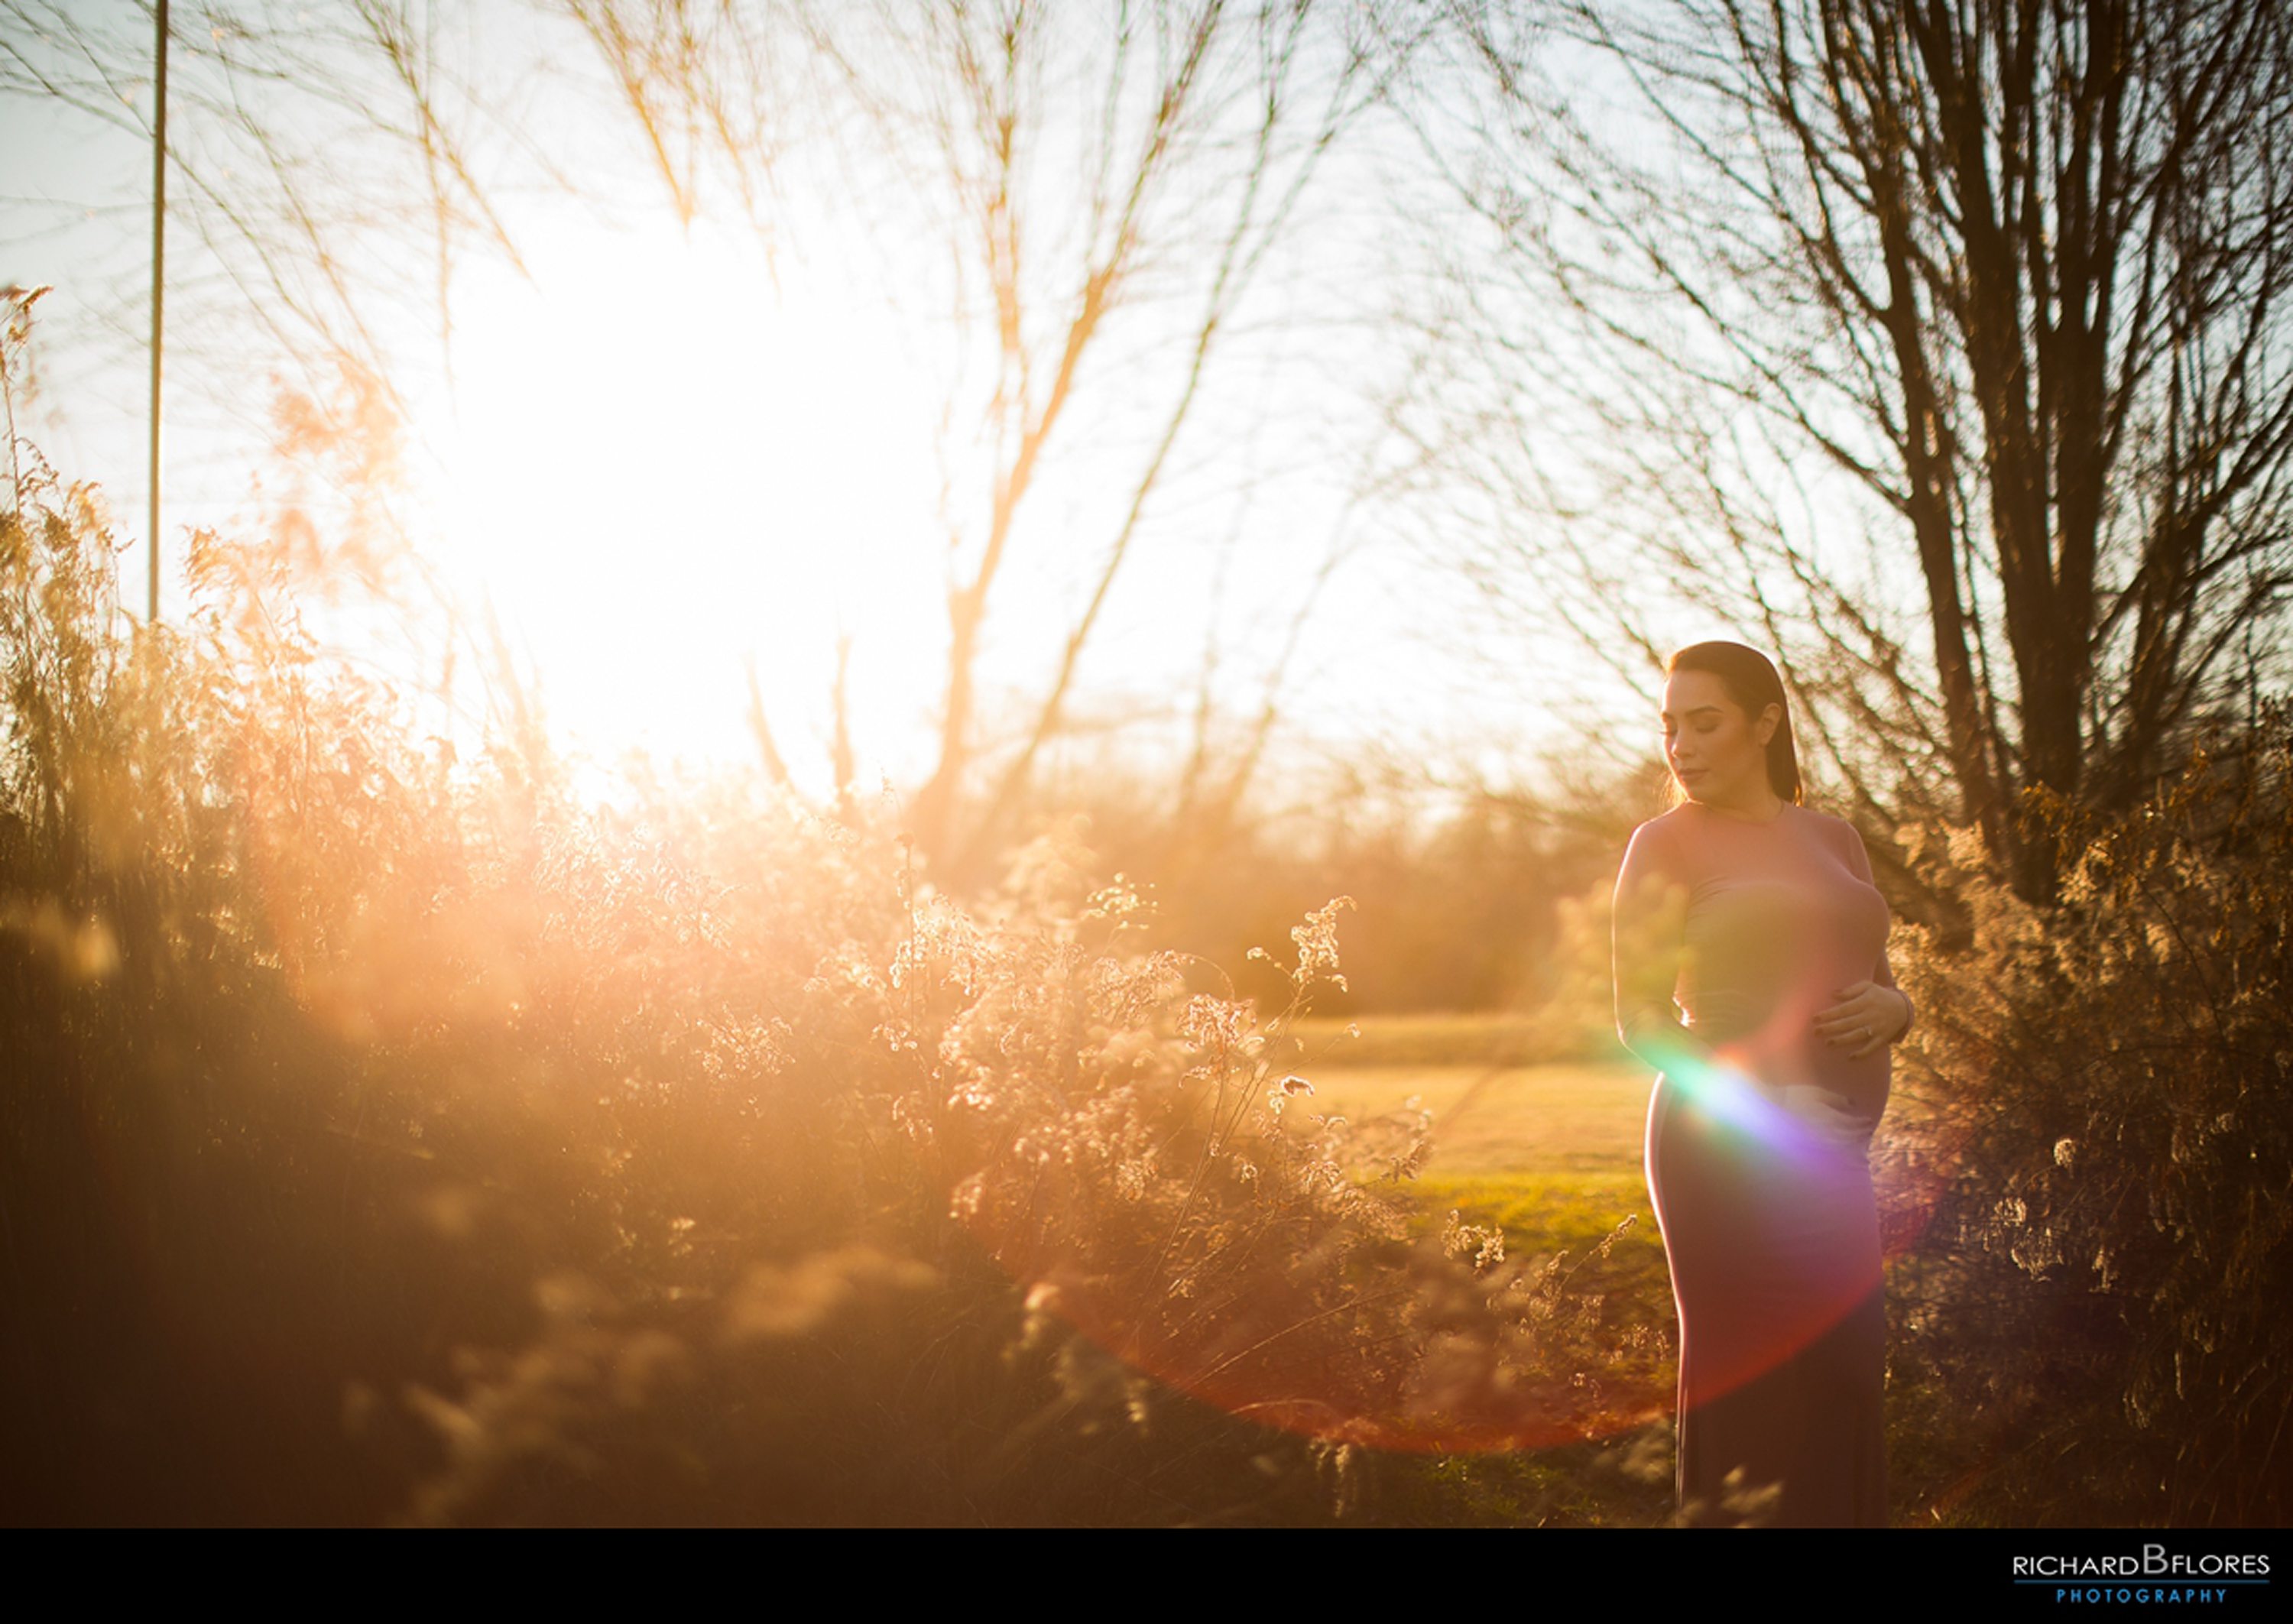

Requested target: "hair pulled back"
[{"left": 1665, "top": 641, "right": 1803, "bottom": 807}]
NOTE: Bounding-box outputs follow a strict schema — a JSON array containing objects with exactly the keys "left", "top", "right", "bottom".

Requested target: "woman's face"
[{"left": 1662, "top": 668, "right": 1779, "bottom": 808}]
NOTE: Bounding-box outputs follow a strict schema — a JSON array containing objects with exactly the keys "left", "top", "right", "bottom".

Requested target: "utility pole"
[{"left": 148, "top": 0, "right": 168, "bottom": 624}]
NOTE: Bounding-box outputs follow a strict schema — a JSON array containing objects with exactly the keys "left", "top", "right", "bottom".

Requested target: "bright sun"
[{"left": 406, "top": 211, "right": 949, "bottom": 800}]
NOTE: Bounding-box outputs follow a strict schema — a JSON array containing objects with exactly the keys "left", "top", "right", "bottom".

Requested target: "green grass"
[
  {"left": 1294, "top": 1057, "right": 1652, "bottom": 1178},
  {"left": 1308, "top": 1020, "right": 2009, "bottom": 1528},
  {"left": 1286, "top": 1019, "right": 1680, "bottom": 1522},
  {"left": 1412, "top": 1167, "right": 1672, "bottom": 1334},
  {"left": 1276, "top": 1011, "right": 1560, "bottom": 1070},
  {"left": 1279, "top": 1015, "right": 1669, "bottom": 1331},
  {"left": 1370, "top": 1424, "right": 1681, "bottom": 1527},
  {"left": 1412, "top": 1169, "right": 1653, "bottom": 1255},
  {"left": 1372, "top": 1162, "right": 1680, "bottom": 1526}
]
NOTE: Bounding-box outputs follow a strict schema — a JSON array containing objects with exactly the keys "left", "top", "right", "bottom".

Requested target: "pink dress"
[{"left": 1611, "top": 799, "right": 1897, "bottom": 1527}]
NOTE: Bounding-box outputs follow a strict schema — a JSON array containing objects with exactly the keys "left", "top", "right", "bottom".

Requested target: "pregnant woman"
[{"left": 1611, "top": 641, "right": 1912, "bottom": 1528}]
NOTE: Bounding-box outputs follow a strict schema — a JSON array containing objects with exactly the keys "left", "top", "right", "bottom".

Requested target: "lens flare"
[{"left": 1644, "top": 1042, "right": 1888, "bottom": 1413}]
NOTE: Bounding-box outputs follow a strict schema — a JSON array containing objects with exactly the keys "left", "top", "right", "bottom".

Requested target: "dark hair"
[{"left": 1665, "top": 641, "right": 1803, "bottom": 807}]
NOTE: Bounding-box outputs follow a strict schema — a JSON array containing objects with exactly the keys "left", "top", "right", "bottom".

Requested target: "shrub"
[
  {"left": 1884, "top": 709, "right": 2293, "bottom": 1525},
  {"left": 1, "top": 391, "right": 1640, "bottom": 1520}
]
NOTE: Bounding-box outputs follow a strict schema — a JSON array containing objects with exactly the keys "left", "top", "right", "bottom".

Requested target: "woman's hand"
[{"left": 1814, "top": 981, "right": 1909, "bottom": 1059}]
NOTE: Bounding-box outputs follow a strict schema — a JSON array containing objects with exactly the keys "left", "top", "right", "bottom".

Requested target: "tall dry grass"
[
  {"left": 1881, "top": 713, "right": 2293, "bottom": 1526},
  {"left": 0, "top": 319, "right": 1648, "bottom": 1521}
]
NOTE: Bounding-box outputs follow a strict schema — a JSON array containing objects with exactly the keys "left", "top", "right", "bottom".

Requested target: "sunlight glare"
[{"left": 409, "top": 213, "right": 948, "bottom": 799}]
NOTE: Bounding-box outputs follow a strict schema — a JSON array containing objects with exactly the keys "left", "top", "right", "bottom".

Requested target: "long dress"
[{"left": 1611, "top": 799, "right": 1897, "bottom": 1528}]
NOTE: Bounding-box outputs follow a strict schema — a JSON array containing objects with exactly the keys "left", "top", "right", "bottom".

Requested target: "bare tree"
[
  {"left": 8, "top": 2, "right": 1424, "bottom": 883},
  {"left": 571, "top": 1, "right": 1421, "bottom": 880},
  {"left": 0, "top": 0, "right": 561, "bottom": 734},
  {"left": 0, "top": 2, "right": 542, "bottom": 417},
  {"left": 1406, "top": 0, "right": 2293, "bottom": 900}
]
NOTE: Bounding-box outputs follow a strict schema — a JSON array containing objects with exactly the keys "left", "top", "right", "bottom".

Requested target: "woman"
[{"left": 1611, "top": 640, "right": 1912, "bottom": 1528}]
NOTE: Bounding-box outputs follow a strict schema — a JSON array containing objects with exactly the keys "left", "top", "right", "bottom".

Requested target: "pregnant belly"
[
  {"left": 1646, "top": 1071, "right": 1886, "bottom": 1417},
  {"left": 1688, "top": 1003, "right": 1890, "bottom": 1133}
]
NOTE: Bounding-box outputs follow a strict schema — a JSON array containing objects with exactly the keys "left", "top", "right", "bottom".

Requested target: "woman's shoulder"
[
  {"left": 1629, "top": 804, "right": 1698, "bottom": 840},
  {"left": 1621, "top": 806, "right": 1699, "bottom": 869},
  {"left": 1786, "top": 802, "right": 1861, "bottom": 841},
  {"left": 1785, "top": 803, "right": 1880, "bottom": 869}
]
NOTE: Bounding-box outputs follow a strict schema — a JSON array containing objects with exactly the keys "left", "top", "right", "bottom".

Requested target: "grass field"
[
  {"left": 1270, "top": 1015, "right": 1681, "bottom": 1523},
  {"left": 1299, "top": 1060, "right": 1649, "bottom": 1177},
  {"left": 1276, "top": 1012, "right": 1650, "bottom": 1174},
  {"left": 1296, "top": 1052, "right": 1665, "bottom": 1299},
  {"left": 1281, "top": 1013, "right": 1672, "bottom": 1348},
  {"left": 1337, "top": 1049, "right": 1663, "bottom": 1294},
  {"left": 1273, "top": 1012, "right": 1563, "bottom": 1072}
]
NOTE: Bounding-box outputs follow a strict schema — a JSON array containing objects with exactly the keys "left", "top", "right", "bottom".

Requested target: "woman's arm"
[
  {"left": 1841, "top": 823, "right": 1913, "bottom": 1040},
  {"left": 1612, "top": 821, "right": 1723, "bottom": 1076}
]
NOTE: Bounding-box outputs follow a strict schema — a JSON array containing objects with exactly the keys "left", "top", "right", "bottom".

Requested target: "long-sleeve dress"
[{"left": 1610, "top": 799, "right": 1902, "bottom": 1528}]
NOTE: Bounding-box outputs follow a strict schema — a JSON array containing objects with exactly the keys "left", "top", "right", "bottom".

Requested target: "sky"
[{"left": 0, "top": 4, "right": 1718, "bottom": 822}]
